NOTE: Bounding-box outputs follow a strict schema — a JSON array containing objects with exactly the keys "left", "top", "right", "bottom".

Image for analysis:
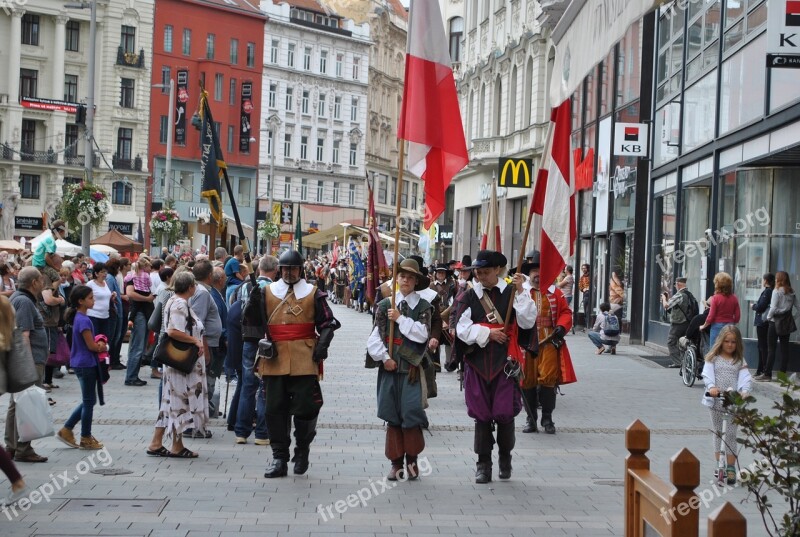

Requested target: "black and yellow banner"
[
  {"left": 199, "top": 89, "right": 226, "bottom": 231},
  {"left": 497, "top": 157, "right": 533, "bottom": 188}
]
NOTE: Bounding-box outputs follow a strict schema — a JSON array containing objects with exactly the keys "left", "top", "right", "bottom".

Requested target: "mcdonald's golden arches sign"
[{"left": 497, "top": 158, "right": 533, "bottom": 188}]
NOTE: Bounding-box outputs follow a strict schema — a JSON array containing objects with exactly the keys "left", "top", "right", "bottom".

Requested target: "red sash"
[{"left": 269, "top": 323, "right": 316, "bottom": 342}]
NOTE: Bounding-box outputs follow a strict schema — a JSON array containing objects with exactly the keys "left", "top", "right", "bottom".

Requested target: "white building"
[
  {"left": 258, "top": 0, "right": 370, "bottom": 250},
  {"left": 0, "top": 0, "right": 153, "bottom": 243},
  {"left": 449, "top": 0, "right": 553, "bottom": 262}
]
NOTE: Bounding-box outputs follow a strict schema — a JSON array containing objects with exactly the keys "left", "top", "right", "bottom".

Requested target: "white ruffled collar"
[{"left": 270, "top": 278, "right": 314, "bottom": 300}]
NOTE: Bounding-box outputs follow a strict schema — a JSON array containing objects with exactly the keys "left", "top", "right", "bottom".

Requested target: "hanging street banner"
[
  {"left": 240, "top": 82, "right": 253, "bottom": 153},
  {"left": 613, "top": 122, "right": 649, "bottom": 156},
  {"left": 497, "top": 157, "right": 533, "bottom": 188},
  {"left": 768, "top": 0, "right": 800, "bottom": 68},
  {"left": 175, "top": 69, "right": 189, "bottom": 144}
]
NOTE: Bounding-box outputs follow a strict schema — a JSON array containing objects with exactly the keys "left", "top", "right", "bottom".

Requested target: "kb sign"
[
  {"left": 768, "top": 0, "right": 800, "bottom": 67},
  {"left": 613, "top": 123, "right": 649, "bottom": 157}
]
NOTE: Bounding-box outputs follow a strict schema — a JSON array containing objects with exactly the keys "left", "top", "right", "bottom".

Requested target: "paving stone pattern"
[{"left": 0, "top": 301, "right": 785, "bottom": 536}]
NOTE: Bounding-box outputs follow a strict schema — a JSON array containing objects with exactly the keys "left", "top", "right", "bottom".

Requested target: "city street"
[{"left": 0, "top": 301, "right": 783, "bottom": 537}]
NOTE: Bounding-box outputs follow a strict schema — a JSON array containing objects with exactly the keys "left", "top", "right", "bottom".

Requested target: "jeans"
[
  {"left": 235, "top": 341, "right": 268, "bottom": 439},
  {"left": 108, "top": 312, "right": 125, "bottom": 366},
  {"left": 708, "top": 322, "right": 728, "bottom": 349},
  {"left": 227, "top": 368, "right": 242, "bottom": 430},
  {"left": 65, "top": 367, "right": 99, "bottom": 438},
  {"left": 125, "top": 312, "right": 148, "bottom": 382},
  {"left": 89, "top": 316, "right": 110, "bottom": 341},
  {"left": 587, "top": 331, "right": 616, "bottom": 349}
]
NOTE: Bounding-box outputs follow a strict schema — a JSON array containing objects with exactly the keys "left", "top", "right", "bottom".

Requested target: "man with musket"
[
  {"left": 257, "top": 250, "right": 340, "bottom": 478},
  {"left": 451, "top": 250, "right": 537, "bottom": 483},
  {"left": 431, "top": 263, "right": 456, "bottom": 366},
  {"left": 519, "top": 250, "right": 575, "bottom": 435},
  {"left": 367, "top": 258, "right": 432, "bottom": 480}
]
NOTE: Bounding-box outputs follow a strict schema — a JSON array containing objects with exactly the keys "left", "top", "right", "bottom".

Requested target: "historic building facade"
[{"left": 0, "top": 0, "right": 153, "bottom": 243}]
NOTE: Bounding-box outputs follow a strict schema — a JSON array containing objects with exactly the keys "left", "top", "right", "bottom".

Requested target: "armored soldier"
[
  {"left": 452, "top": 250, "right": 537, "bottom": 483},
  {"left": 520, "top": 251, "right": 575, "bottom": 435},
  {"left": 258, "top": 250, "right": 340, "bottom": 478},
  {"left": 367, "top": 259, "right": 432, "bottom": 480}
]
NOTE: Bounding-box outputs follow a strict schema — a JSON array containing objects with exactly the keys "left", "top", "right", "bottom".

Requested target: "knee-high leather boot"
[
  {"left": 496, "top": 421, "right": 515, "bottom": 479},
  {"left": 385, "top": 425, "right": 405, "bottom": 481},
  {"left": 521, "top": 388, "right": 538, "bottom": 433},
  {"left": 264, "top": 414, "right": 291, "bottom": 478},
  {"left": 292, "top": 417, "right": 318, "bottom": 475},
  {"left": 539, "top": 386, "right": 557, "bottom": 434},
  {"left": 403, "top": 426, "right": 425, "bottom": 480},
  {"left": 474, "top": 421, "right": 495, "bottom": 484}
]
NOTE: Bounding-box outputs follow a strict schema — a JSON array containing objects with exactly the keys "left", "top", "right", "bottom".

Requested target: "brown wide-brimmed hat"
[{"left": 397, "top": 259, "right": 429, "bottom": 291}]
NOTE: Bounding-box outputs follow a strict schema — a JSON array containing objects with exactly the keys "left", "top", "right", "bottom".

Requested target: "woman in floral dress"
[{"left": 145, "top": 271, "right": 208, "bottom": 458}]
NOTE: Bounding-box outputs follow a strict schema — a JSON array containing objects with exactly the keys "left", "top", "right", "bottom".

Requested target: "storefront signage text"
[
  {"left": 188, "top": 206, "right": 210, "bottom": 218},
  {"left": 768, "top": 0, "right": 800, "bottom": 68},
  {"left": 614, "top": 123, "right": 649, "bottom": 157},
  {"left": 480, "top": 184, "right": 507, "bottom": 202},
  {"left": 108, "top": 221, "right": 133, "bottom": 235},
  {"left": 15, "top": 216, "right": 43, "bottom": 230}
]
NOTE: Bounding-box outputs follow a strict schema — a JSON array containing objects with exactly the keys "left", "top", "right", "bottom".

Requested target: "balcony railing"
[
  {"left": 112, "top": 153, "right": 142, "bottom": 171},
  {"left": 116, "top": 47, "right": 146, "bottom": 68}
]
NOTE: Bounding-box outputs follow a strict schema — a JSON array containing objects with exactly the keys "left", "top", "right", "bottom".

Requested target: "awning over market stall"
[
  {"left": 302, "top": 224, "right": 407, "bottom": 250},
  {"left": 91, "top": 228, "right": 142, "bottom": 253}
]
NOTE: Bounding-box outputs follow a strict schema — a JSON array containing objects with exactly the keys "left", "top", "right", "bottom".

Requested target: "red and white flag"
[
  {"left": 398, "top": 0, "right": 468, "bottom": 229},
  {"left": 532, "top": 99, "right": 576, "bottom": 287},
  {"left": 480, "top": 179, "right": 501, "bottom": 252}
]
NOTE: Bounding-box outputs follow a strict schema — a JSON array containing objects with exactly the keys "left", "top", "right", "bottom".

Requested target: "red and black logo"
[
  {"left": 787, "top": 1, "right": 800, "bottom": 27},
  {"left": 624, "top": 127, "right": 639, "bottom": 141}
]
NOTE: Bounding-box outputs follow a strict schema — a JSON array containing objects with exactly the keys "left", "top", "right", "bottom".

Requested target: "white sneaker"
[
  {"left": 235, "top": 437, "right": 247, "bottom": 444},
  {"left": 2, "top": 487, "right": 30, "bottom": 508}
]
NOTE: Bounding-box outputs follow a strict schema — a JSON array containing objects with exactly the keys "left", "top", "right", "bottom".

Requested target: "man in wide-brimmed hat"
[
  {"left": 519, "top": 251, "right": 575, "bottom": 435},
  {"left": 367, "top": 258, "right": 433, "bottom": 481},
  {"left": 431, "top": 263, "right": 456, "bottom": 368},
  {"left": 451, "top": 250, "right": 537, "bottom": 484}
]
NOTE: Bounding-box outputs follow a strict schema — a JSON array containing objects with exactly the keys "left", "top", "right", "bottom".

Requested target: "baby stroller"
[{"left": 678, "top": 310, "right": 709, "bottom": 387}]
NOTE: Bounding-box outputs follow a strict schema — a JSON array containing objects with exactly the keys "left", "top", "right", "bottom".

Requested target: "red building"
[{"left": 147, "top": 0, "right": 266, "bottom": 251}]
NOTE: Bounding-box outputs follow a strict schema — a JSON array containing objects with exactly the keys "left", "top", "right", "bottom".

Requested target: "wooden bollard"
[
  {"left": 708, "top": 502, "right": 747, "bottom": 537},
  {"left": 668, "top": 448, "right": 700, "bottom": 537},
  {"left": 625, "top": 420, "right": 651, "bottom": 537}
]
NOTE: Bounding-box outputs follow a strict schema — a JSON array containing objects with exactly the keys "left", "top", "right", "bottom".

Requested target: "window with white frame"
[
  {"left": 227, "top": 125, "right": 235, "bottom": 153},
  {"left": 284, "top": 134, "right": 292, "bottom": 157},
  {"left": 182, "top": 28, "right": 191, "bottom": 55},
  {"left": 229, "top": 77, "right": 236, "bottom": 105},
  {"left": 319, "top": 50, "right": 328, "bottom": 73},
  {"left": 206, "top": 33, "right": 215, "bottom": 59},
  {"left": 300, "top": 135, "right": 308, "bottom": 160},
  {"left": 316, "top": 181, "right": 323, "bottom": 202},
  {"left": 301, "top": 178, "right": 308, "bottom": 201},
  {"left": 332, "top": 140, "right": 340, "bottom": 163},
  {"left": 350, "top": 97, "right": 358, "bottom": 121},
  {"left": 287, "top": 43, "right": 295, "bottom": 67},
  {"left": 334, "top": 96, "right": 341, "bottom": 119},
  {"left": 318, "top": 93, "right": 326, "bottom": 117},
  {"left": 164, "top": 25, "right": 173, "bottom": 52},
  {"left": 271, "top": 39, "right": 279, "bottom": 63},
  {"left": 333, "top": 182, "right": 340, "bottom": 204},
  {"left": 316, "top": 138, "right": 324, "bottom": 161},
  {"left": 304, "top": 47, "right": 312, "bottom": 70},
  {"left": 269, "top": 83, "right": 276, "bottom": 108},
  {"left": 267, "top": 130, "right": 273, "bottom": 155},
  {"left": 284, "top": 177, "right": 291, "bottom": 199},
  {"left": 349, "top": 142, "right": 357, "bottom": 166},
  {"left": 112, "top": 181, "right": 132, "bottom": 205},
  {"left": 214, "top": 73, "right": 223, "bottom": 101},
  {"left": 285, "top": 87, "right": 294, "bottom": 110},
  {"left": 239, "top": 178, "right": 251, "bottom": 206},
  {"left": 353, "top": 57, "right": 360, "bottom": 79},
  {"left": 348, "top": 184, "right": 355, "bottom": 206},
  {"left": 246, "top": 42, "right": 255, "bottom": 67},
  {"left": 336, "top": 53, "right": 343, "bottom": 77},
  {"left": 301, "top": 91, "right": 309, "bottom": 114},
  {"left": 230, "top": 38, "right": 238, "bottom": 64},
  {"left": 19, "top": 174, "right": 40, "bottom": 199}
]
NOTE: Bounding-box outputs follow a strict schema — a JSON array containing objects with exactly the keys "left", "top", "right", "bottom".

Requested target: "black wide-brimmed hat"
[
  {"left": 520, "top": 250, "right": 541, "bottom": 275},
  {"left": 434, "top": 263, "right": 453, "bottom": 277},
  {"left": 397, "top": 259, "right": 429, "bottom": 291},
  {"left": 469, "top": 250, "right": 507, "bottom": 269}
]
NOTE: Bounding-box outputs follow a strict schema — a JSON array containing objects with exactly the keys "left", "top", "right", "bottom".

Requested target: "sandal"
[
  {"left": 48, "top": 398, "right": 56, "bottom": 406},
  {"left": 168, "top": 448, "right": 198, "bottom": 458},
  {"left": 146, "top": 446, "right": 170, "bottom": 457}
]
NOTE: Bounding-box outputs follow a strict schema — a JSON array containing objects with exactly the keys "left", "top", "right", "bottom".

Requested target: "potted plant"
[
  {"left": 150, "top": 205, "right": 183, "bottom": 246},
  {"left": 258, "top": 219, "right": 280, "bottom": 241},
  {"left": 58, "top": 181, "right": 110, "bottom": 233}
]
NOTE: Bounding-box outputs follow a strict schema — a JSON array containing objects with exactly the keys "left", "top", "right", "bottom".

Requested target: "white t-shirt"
[
  {"left": 87, "top": 280, "right": 112, "bottom": 319},
  {"left": 150, "top": 271, "right": 163, "bottom": 295}
]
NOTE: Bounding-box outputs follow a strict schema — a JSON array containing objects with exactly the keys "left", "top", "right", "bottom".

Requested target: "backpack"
[
  {"left": 602, "top": 312, "right": 621, "bottom": 337},
  {"left": 680, "top": 290, "right": 700, "bottom": 321}
]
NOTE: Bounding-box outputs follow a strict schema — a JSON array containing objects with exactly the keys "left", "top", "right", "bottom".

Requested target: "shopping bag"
[
  {"left": 46, "top": 333, "right": 71, "bottom": 367},
  {"left": 14, "top": 386, "right": 55, "bottom": 442}
]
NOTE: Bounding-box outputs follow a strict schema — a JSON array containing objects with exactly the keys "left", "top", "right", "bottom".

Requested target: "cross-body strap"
[{"left": 478, "top": 289, "right": 504, "bottom": 325}]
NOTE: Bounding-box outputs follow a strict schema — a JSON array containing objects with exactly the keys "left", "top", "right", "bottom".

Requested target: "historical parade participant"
[
  {"left": 520, "top": 251, "right": 576, "bottom": 435},
  {"left": 257, "top": 250, "right": 340, "bottom": 478},
  {"left": 367, "top": 259, "right": 432, "bottom": 480},
  {"left": 431, "top": 263, "right": 457, "bottom": 367},
  {"left": 451, "top": 250, "right": 537, "bottom": 483}
]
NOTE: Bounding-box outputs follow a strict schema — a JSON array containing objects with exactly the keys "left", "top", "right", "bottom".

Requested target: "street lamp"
[
  {"left": 65, "top": 0, "right": 97, "bottom": 257},
  {"left": 340, "top": 222, "right": 351, "bottom": 256},
  {"left": 259, "top": 114, "right": 281, "bottom": 254}
]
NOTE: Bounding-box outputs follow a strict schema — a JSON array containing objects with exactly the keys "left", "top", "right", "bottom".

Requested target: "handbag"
[
  {"left": 46, "top": 332, "right": 71, "bottom": 367},
  {"left": 153, "top": 304, "right": 200, "bottom": 374},
  {"left": 774, "top": 309, "right": 797, "bottom": 336},
  {"left": 14, "top": 386, "right": 55, "bottom": 442},
  {"left": 8, "top": 327, "right": 39, "bottom": 393}
]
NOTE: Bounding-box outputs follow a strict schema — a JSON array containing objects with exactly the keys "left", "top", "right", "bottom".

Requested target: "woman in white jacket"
[{"left": 701, "top": 325, "right": 752, "bottom": 485}]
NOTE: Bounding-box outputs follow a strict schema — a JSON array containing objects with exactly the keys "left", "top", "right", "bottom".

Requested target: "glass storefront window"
[
  {"left": 572, "top": 89, "right": 582, "bottom": 132},
  {"left": 719, "top": 34, "right": 766, "bottom": 134},
  {"left": 682, "top": 70, "right": 717, "bottom": 153},
  {"left": 650, "top": 193, "right": 677, "bottom": 323},
  {"left": 770, "top": 66, "right": 800, "bottom": 113},
  {"left": 654, "top": 103, "right": 680, "bottom": 166},
  {"left": 610, "top": 156, "right": 637, "bottom": 230},
  {"left": 580, "top": 190, "right": 592, "bottom": 236},
  {"left": 617, "top": 19, "right": 641, "bottom": 107},
  {"left": 600, "top": 50, "right": 614, "bottom": 117},
  {"left": 585, "top": 68, "right": 597, "bottom": 124},
  {"left": 680, "top": 186, "right": 710, "bottom": 308}
]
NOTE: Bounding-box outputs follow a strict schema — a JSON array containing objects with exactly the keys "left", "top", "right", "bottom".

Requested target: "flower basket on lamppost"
[
  {"left": 58, "top": 181, "right": 111, "bottom": 236},
  {"left": 150, "top": 206, "right": 182, "bottom": 248},
  {"left": 258, "top": 219, "right": 280, "bottom": 252}
]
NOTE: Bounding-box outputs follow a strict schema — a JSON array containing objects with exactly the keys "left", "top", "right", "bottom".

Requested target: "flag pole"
[
  {"left": 503, "top": 120, "right": 555, "bottom": 332},
  {"left": 200, "top": 81, "right": 257, "bottom": 288},
  {"left": 387, "top": 140, "right": 406, "bottom": 360}
]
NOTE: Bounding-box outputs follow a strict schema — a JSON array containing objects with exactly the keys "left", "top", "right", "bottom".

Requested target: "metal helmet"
[
  {"left": 524, "top": 249, "right": 538, "bottom": 261},
  {"left": 278, "top": 250, "right": 304, "bottom": 268}
]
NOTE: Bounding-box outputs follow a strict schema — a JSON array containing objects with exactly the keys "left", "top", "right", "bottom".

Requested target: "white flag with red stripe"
[
  {"left": 398, "top": 0, "right": 468, "bottom": 228},
  {"left": 532, "top": 99, "right": 576, "bottom": 288},
  {"left": 480, "top": 179, "right": 501, "bottom": 252}
]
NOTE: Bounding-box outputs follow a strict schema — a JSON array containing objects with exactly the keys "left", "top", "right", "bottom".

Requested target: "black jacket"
[{"left": 752, "top": 287, "right": 773, "bottom": 327}]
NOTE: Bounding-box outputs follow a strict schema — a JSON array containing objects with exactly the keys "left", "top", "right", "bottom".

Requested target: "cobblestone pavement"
[{"left": 0, "top": 301, "right": 785, "bottom": 536}]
